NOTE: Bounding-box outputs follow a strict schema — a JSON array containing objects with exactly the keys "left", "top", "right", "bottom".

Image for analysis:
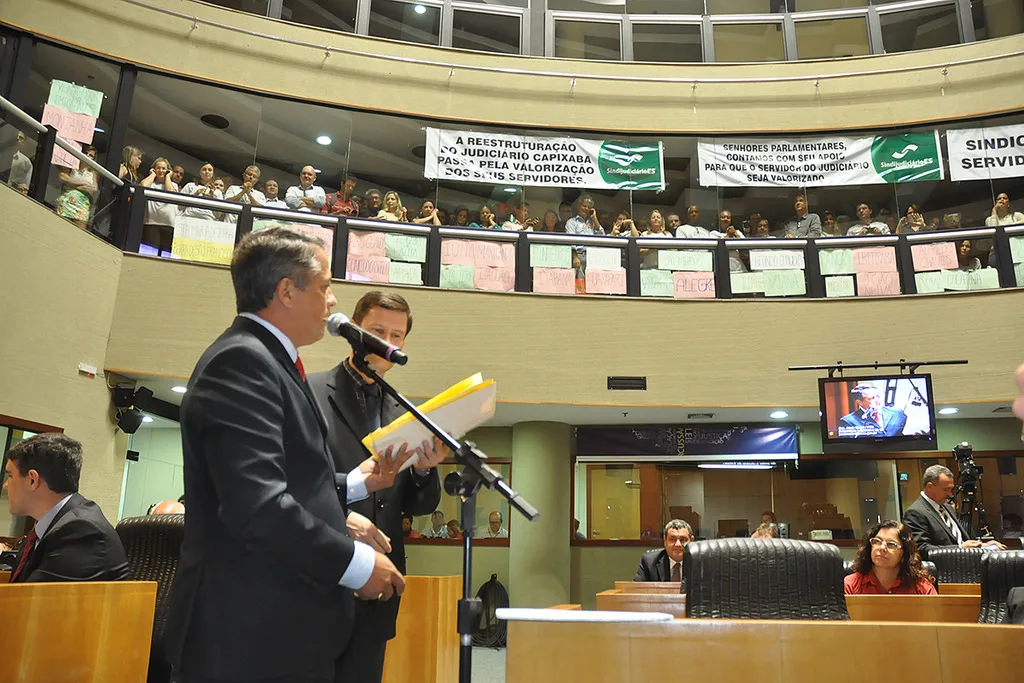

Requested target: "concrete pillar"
[{"left": 508, "top": 421, "right": 572, "bottom": 608}]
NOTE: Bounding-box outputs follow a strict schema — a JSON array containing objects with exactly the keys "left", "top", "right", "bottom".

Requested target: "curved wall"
[{"left": 3, "top": 0, "right": 1024, "bottom": 133}]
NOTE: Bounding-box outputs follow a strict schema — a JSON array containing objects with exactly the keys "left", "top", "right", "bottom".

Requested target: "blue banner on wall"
[{"left": 575, "top": 425, "right": 798, "bottom": 462}]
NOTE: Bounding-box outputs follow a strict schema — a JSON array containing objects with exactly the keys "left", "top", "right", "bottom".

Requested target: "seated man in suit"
[
  {"left": 3, "top": 432, "right": 130, "bottom": 583},
  {"left": 633, "top": 519, "right": 693, "bottom": 583},
  {"left": 902, "top": 464, "right": 1004, "bottom": 558},
  {"left": 1004, "top": 587, "right": 1024, "bottom": 625},
  {"left": 838, "top": 383, "right": 907, "bottom": 437}
]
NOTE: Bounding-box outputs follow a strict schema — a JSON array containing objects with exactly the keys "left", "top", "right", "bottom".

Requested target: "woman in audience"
[
  {"left": 469, "top": 204, "right": 497, "bottom": 229},
  {"left": 446, "top": 520, "right": 462, "bottom": 540},
  {"left": 179, "top": 162, "right": 222, "bottom": 221},
  {"left": 436, "top": 207, "right": 450, "bottom": 226},
  {"left": 413, "top": 199, "right": 442, "bottom": 226},
  {"left": 610, "top": 210, "right": 639, "bottom": 238},
  {"left": 452, "top": 206, "right": 470, "bottom": 227},
  {"left": 639, "top": 209, "right": 672, "bottom": 269},
  {"left": 896, "top": 204, "right": 928, "bottom": 233},
  {"left": 986, "top": 192, "right": 1024, "bottom": 226},
  {"left": 118, "top": 145, "right": 142, "bottom": 183},
  {"left": 376, "top": 190, "right": 407, "bottom": 222},
  {"left": 141, "top": 156, "right": 180, "bottom": 255},
  {"left": 844, "top": 520, "right": 936, "bottom": 595},
  {"left": 540, "top": 209, "right": 560, "bottom": 233},
  {"left": 751, "top": 218, "right": 774, "bottom": 238},
  {"left": 55, "top": 144, "right": 99, "bottom": 230},
  {"left": 820, "top": 211, "right": 840, "bottom": 237},
  {"left": 958, "top": 240, "right": 981, "bottom": 271}
]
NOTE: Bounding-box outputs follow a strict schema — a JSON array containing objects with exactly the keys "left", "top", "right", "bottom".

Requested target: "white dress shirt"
[{"left": 285, "top": 184, "right": 327, "bottom": 213}]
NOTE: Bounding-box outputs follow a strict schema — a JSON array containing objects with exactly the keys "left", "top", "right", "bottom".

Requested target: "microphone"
[{"left": 326, "top": 313, "right": 408, "bottom": 366}]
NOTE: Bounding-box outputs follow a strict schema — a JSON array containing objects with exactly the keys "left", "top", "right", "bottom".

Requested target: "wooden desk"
[
  {"left": 596, "top": 589, "right": 687, "bottom": 618},
  {"left": 0, "top": 570, "right": 9, "bottom": 583},
  {"left": 506, "top": 618, "right": 1023, "bottom": 683},
  {"left": 613, "top": 581, "right": 681, "bottom": 595},
  {"left": 0, "top": 581, "right": 156, "bottom": 683},
  {"left": 846, "top": 594, "right": 980, "bottom": 623},
  {"left": 382, "top": 575, "right": 459, "bottom": 683},
  {"left": 940, "top": 583, "right": 981, "bottom": 596}
]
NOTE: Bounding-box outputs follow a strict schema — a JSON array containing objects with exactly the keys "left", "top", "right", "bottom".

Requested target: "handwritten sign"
[
  {"left": 915, "top": 270, "right": 944, "bottom": 294},
  {"left": 748, "top": 249, "right": 805, "bottom": 271},
  {"left": 730, "top": 271, "right": 764, "bottom": 294},
  {"left": 856, "top": 271, "right": 901, "bottom": 296},
  {"left": 474, "top": 266, "right": 515, "bottom": 292},
  {"left": 640, "top": 269, "right": 674, "bottom": 297},
  {"left": 533, "top": 267, "right": 575, "bottom": 294},
  {"left": 52, "top": 139, "right": 81, "bottom": 170},
  {"left": 1010, "top": 236, "right": 1024, "bottom": 264},
  {"left": 658, "top": 249, "right": 713, "bottom": 272},
  {"left": 853, "top": 246, "right": 897, "bottom": 273},
  {"left": 585, "top": 268, "right": 627, "bottom": 295},
  {"left": 388, "top": 261, "right": 423, "bottom": 285},
  {"left": 911, "top": 242, "right": 958, "bottom": 272},
  {"left": 288, "top": 223, "right": 335, "bottom": 267},
  {"left": 441, "top": 239, "right": 514, "bottom": 268},
  {"left": 47, "top": 80, "right": 104, "bottom": 118},
  {"left": 348, "top": 230, "right": 386, "bottom": 257},
  {"left": 172, "top": 217, "right": 235, "bottom": 265},
  {"left": 440, "top": 264, "right": 476, "bottom": 289},
  {"left": 941, "top": 268, "right": 1000, "bottom": 291},
  {"left": 385, "top": 233, "right": 427, "bottom": 263},
  {"left": 762, "top": 269, "right": 806, "bottom": 297},
  {"left": 530, "top": 243, "right": 571, "bottom": 269},
  {"left": 818, "top": 248, "right": 855, "bottom": 275},
  {"left": 41, "top": 104, "right": 96, "bottom": 144},
  {"left": 673, "top": 271, "right": 716, "bottom": 298},
  {"left": 585, "top": 246, "right": 621, "bottom": 271},
  {"left": 346, "top": 255, "right": 390, "bottom": 283},
  {"left": 825, "top": 275, "right": 855, "bottom": 298}
]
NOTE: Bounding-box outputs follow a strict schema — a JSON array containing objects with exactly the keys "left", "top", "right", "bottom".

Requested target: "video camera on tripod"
[{"left": 952, "top": 441, "right": 983, "bottom": 498}]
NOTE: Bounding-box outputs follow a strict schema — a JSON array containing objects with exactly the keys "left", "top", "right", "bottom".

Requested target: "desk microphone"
[{"left": 326, "top": 313, "right": 408, "bottom": 365}]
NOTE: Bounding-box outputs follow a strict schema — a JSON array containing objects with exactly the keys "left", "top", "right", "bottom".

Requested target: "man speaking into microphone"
[{"left": 309, "top": 291, "right": 450, "bottom": 683}]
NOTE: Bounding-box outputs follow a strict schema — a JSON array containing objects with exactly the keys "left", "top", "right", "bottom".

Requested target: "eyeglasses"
[{"left": 869, "top": 538, "right": 901, "bottom": 552}]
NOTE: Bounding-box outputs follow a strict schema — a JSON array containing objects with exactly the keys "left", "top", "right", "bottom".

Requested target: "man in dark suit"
[
  {"left": 164, "top": 228, "right": 408, "bottom": 683},
  {"left": 3, "top": 432, "right": 129, "bottom": 583},
  {"left": 838, "top": 383, "right": 907, "bottom": 437},
  {"left": 903, "top": 464, "right": 1004, "bottom": 558},
  {"left": 634, "top": 519, "right": 693, "bottom": 583},
  {"left": 1004, "top": 587, "right": 1024, "bottom": 625},
  {"left": 308, "top": 290, "right": 447, "bottom": 683}
]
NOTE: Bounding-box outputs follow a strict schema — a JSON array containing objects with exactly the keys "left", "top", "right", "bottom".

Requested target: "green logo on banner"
[
  {"left": 598, "top": 142, "right": 664, "bottom": 190},
  {"left": 870, "top": 133, "right": 942, "bottom": 183}
]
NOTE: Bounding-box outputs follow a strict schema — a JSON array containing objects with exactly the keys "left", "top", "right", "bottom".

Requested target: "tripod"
[{"left": 954, "top": 481, "right": 994, "bottom": 541}]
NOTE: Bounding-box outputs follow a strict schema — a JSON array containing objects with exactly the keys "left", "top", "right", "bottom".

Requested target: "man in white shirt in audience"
[
  {"left": 783, "top": 193, "right": 822, "bottom": 238},
  {"left": 675, "top": 205, "right": 711, "bottom": 238},
  {"left": 564, "top": 195, "right": 605, "bottom": 272},
  {"left": 710, "top": 209, "right": 748, "bottom": 272},
  {"left": 286, "top": 166, "right": 327, "bottom": 213},
  {"left": 422, "top": 510, "right": 449, "bottom": 539},
  {"left": 502, "top": 201, "right": 538, "bottom": 232},
  {"left": 847, "top": 203, "right": 890, "bottom": 236},
  {"left": 478, "top": 511, "right": 508, "bottom": 538},
  {"left": 262, "top": 179, "right": 288, "bottom": 209},
  {"left": 224, "top": 165, "right": 266, "bottom": 224}
]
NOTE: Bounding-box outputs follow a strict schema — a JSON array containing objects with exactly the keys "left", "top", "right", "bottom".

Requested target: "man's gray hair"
[
  {"left": 231, "top": 227, "right": 324, "bottom": 314},
  {"left": 850, "top": 383, "right": 880, "bottom": 401},
  {"left": 244, "top": 164, "right": 261, "bottom": 176},
  {"left": 664, "top": 519, "right": 693, "bottom": 536},
  {"left": 922, "top": 464, "right": 954, "bottom": 486}
]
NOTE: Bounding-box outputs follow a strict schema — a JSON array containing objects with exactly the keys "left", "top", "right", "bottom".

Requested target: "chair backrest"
[
  {"left": 115, "top": 514, "right": 185, "bottom": 683},
  {"left": 842, "top": 559, "right": 939, "bottom": 585},
  {"left": 683, "top": 538, "right": 849, "bottom": 620},
  {"left": 978, "top": 550, "right": 1024, "bottom": 623},
  {"left": 927, "top": 546, "right": 984, "bottom": 583}
]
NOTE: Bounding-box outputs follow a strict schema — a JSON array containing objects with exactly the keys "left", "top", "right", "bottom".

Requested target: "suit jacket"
[
  {"left": 634, "top": 548, "right": 673, "bottom": 582},
  {"left": 1004, "top": 587, "right": 1024, "bottom": 625},
  {"left": 903, "top": 494, "right": 970, "bottom": 559},
  {"left": 164, "top": 317, "right": 357, "bottom": 681},
  {"left": 309, "top": 362, "right": 441, "bottom": 640},
  {"left": 838, "top": 407, "right": 907, "bottom": 437},
  {"left": 10, "top": 493, "right": 129, "bottom": 583}
]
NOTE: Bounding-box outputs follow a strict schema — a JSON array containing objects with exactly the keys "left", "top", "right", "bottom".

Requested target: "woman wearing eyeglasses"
[
  {"left": 896, "top": 204, "right": 928, "bottom": 234},
  {"left": 844, "top": 520, "right": 936, "bottom": 595}
]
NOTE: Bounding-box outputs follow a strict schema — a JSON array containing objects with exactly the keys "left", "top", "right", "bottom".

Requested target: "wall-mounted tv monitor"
[{"left": 819, "top": 374, "right": 937, "bottom": 453}]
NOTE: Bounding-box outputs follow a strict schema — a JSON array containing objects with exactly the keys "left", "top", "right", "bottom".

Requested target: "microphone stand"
[{"left": 351, "top": 352, "right": 540, "bottom": 683}]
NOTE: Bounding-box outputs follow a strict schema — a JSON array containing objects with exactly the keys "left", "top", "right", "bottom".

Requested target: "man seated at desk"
[
  {"left": 633, "top": 519, "right": 693, "bottom": 583},
  {"left": 3, "top": 433, "right": 130, "bottom": 583}
]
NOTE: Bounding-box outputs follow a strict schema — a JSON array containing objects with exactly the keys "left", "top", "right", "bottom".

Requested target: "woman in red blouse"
[{"left": 844, "top": 520, "right": 936, "bottom": 595}]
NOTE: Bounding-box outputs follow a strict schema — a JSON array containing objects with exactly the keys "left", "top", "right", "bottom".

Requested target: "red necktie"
[
  {"left": 295, "top": 357, "right": 306, "bottom": 381},
  {"left": 9, "top": 529, "right": 38, "bottom": 582}
]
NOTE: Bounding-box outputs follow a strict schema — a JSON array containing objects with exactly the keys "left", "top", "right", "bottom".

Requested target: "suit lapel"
[
  {"left": 327, "top": 366, "right": 372, "bottom": 445},
  {"left": 924, "top": 499, "right": 959, "bottom": 543},
  {"left": 659, "top": 553, "right": 671, "bottom": 582}
]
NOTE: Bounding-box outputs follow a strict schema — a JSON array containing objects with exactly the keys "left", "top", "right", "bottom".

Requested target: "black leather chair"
[
  {"left": 116, "top": 514, "right": 185, "bottom": 683},
  {"left": 978, "top": 550, "right": 1024, "bottom": 623},
  {"left": 927, "top": 546, "right": 984, "bottom": 583},
  {"left": 842, "top": 559, "right": 939, "bottom": 586},
  {"left": 683, "top": 538, "right": 849, "bottom": 620}
]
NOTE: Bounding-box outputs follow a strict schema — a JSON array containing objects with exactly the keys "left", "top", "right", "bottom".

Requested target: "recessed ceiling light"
[
  {"left": 200, "top": 113, "right": 230, "bottom": 130},
  {"left": 414, "top": 3, "right": 427, "bottom": 13},
  {"left": 769, "top": 410, "right": 789, "bottom": 419},
  {"left": 503, "top": 186, "right": 517, "bottom": 193},
  {"left": 316, "top": 135, "right": 332, "bottom": 146},
  {"left": 171, "top": 386, "right": 187, "bottom": 394},
  {"left": 313, "top": 168, "right": 322, "bottom": 174},
  {"left": 94, "top": 126, "right": 105, "bottom": 133},
  {"left": 938, "top": 407, "right": 959, "bottom": 415},
  {"left": 142, "top": 416, "right": 154, "bottom": 423}
]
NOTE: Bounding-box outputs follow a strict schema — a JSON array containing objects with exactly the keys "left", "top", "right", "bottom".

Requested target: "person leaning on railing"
[
  {"left": 469, "top": 204, "right": 497, "bottom": 230},
  {"left": 844, "top": 520, "right": 936, "bottom": 595},
  {"left": 985, "top": 192, "right": 1024, "bottom": 227},
  {"left": 896, "top": 204, "right": 930, "bottom": 234},
  {"left": 55, "top": 144, "right": 99, "bottom": 230},
  {"left": 376, "top": 190, "right": 407, "bottom": 222},
  {"left": 639, "top": 209, "right": 671, "bottom": 269},
  {"left": 141, "top": 156, "right": 180, "bottom": 255},
  {"left": 180, "top": 162, "right": 224, "bottom": 220}
]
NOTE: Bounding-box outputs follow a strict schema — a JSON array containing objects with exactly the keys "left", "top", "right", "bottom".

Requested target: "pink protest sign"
[
  {"left": 853, "top": 246, "right": 897, "bottom": 273},
  {"left": 856, "top": 271, "right": 901, "bottom": 297},
  {"left": 533, "top": 267, "right": 575, "bottom": 294},
  {"left": 348, "top": 230, "right": 387, "bottom": 257},
  {"left": 673, "top": 271, "right": 716, "bottom": 299},
  {"left": 585, "top": 269, "right": 626, "bottom": 295},
  {"left": 474, "top": 266, "right": 515, "bottom": 292},
  {"left": 52, "top": 139, "right": 81, "bottom": 170},
  {"left": 41, "top": 104, "right": 96, "bottom": 144},
  {"left": 911, "top": 242, "right": 958, "bottom": 272},
  {"left": 288, "top": 223, "right": 334, "bottom": 267},
  {"left": 345, "top": 254, "right": 390, "bottom": 283},
  {"left": 441, "top": 239, "right": 514, "bottom": 268}
]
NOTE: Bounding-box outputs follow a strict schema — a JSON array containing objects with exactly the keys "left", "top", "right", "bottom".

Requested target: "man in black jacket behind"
[{"left": 634, "top": 520, "right": 693, "bottom": 583}]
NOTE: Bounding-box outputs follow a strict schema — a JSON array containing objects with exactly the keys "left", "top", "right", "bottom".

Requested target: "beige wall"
[
  {"left": 0, "top": 185, "right": 126, "bottom": 530},
  {"left": 3, "top": 0, "right": 1023, "bottom": 133}
]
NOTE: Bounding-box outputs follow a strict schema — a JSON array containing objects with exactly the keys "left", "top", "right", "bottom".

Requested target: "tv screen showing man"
[
  {"left": 838, "top": 383, "right": 908, "bottom": 438},
  {"left": 821, "top": 377, "right": 933, "bottom": 441}
]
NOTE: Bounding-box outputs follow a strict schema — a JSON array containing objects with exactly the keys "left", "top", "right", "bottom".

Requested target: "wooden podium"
[{"left": 383, "top": 575, "right": 460, "bottom": 683}]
